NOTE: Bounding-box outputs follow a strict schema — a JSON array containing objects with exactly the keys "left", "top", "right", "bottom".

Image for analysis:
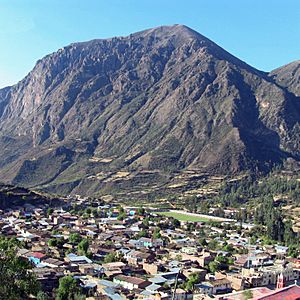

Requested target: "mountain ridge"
[{"left": 0, "top": 24, "right": 299, "bottom": 196}]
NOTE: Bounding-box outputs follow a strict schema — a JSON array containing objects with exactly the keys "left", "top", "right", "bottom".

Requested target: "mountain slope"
[
  {"left": 0, "top": 25, "right": 299, "bottom": 196},
  {"left": 270, "top": 60, "right": 300, "bottom": 96}
]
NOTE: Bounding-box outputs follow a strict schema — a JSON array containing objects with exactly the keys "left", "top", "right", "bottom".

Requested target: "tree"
[
  {"left": 142, "top": 218, "right": 150, "bottom": 228},
  {"left": 137, "top": 207, "right": 145, "bottom": 216},
  {"left": 117, "top": 212, "right": 126, "bottom": 221},
  {"left": 222, "top": 243, "right": 234, "bottom": 254},
  {"left": 162, "top": 282, "right": 170, "bottom": 290},
  {"left": 37, "top": 291, "right": 50, "bottom": 300},
  {"left": 0, "top": 237, "right": 39, "bottom": 299},
  {"left": 267, "top": 209, "right": 285, "bottom": 242},
  {"left": 208, "top": 239, "right": 218, "bottom": 250},
  {"left": 215, "top": 255, "right": 227, "bottom": 264},
  {"left": 284, "top": 219, "right": 296, "bottom": 244},
  {"left": 85, "top": 207, "right": 92, "bottom": 215},
  {"left": 199, "top": 201, "right": 210, "bottom": 214},
  {"left": 250, "top": 235, "right": 257, "bottom": 245},
  {"left": 199, "top": 238, "right": 208, "bottom": 247},
  {"left": 105, "top": 240, "right": 113, "bottom": 247},
  {"left": 288, "top": 245, "right": 300, "bottom": 258},
  {"left": 215, "top": 255, "right": 233, "bottom": 270},
  {"left": 104, "top": 252, "right": 118, "bottom": 263},
  {"left": 69, "top": 233, "right": 82, "bottom": 245},
  {"left": 91, "top": 208, "right": 99, "bottom": 217},
  {"left": 253, "top": 196, "right": 294, "bottom": 245},
  {"left": 47, "top": 208, "right": 54, "bottom": 216},
  {"left": 185, "top": 273, "right": 201, "bottom": 291},
  {"left": 185, "top": 196, "right": 198, "bottom": 213},
  {"left": 187, "top": 223, "right": 195, "bottom": 232},
  {"left": 171, "top": 218, "right": 180, "bottom": 228},
  {"left": 56, "top": 276, "right": 82, "bottom": 300},
  {"left": 137, "top": 229, "right": 148, "bottom": 238},
  {"left": 175, "top": 254, "right": 182, "bottom": 261},
  {"left": 77, "top": 239, "right": 89, "bottom": 255},
  {"left": 82, "top": 213, "right": 89, "bottom": 219},
  {"left": 208, "top": 261, "right": 219, "bottom": 273},
  {"left": 153, "top": 227, "right": 161, "bottom": 239},
  {"left": 48, "top": 238, "right": 57, "bottom": 247}
]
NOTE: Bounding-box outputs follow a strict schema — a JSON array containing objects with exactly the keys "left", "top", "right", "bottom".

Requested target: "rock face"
[
  {"left": 270, "top": 60, "right": 300, "bottom": 96},
  {"left": 0, "top": 25, "right": 299, "bottom": 195}
]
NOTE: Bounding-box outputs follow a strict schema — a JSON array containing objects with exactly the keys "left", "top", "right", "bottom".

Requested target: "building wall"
[
  {"left": 242, "top": 266, "right": 299, "bottom": 287},
  {"left": 113, "top": 278, "right": 135, "bottom": 290},
  {"left": 143, "top": 262, "right": 158, "bottom": 275}
]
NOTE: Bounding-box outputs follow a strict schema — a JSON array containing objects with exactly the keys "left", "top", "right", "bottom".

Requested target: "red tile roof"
[
  {"left": 255, "top": 284, "right": 300, "bottom": 300},
  {"left": 29, "top": 252, "right": 46, "bottom": 259}
]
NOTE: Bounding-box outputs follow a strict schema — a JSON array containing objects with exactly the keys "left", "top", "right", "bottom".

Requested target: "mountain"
[
  {"left": 0, "top": 25, "right": 299, "bottom": 196},
  {"left": 269, "top": 60, "right": 300, "bottom": 96}
]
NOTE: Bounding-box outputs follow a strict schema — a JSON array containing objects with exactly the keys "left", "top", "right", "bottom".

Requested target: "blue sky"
[{"left": 0, "top": 0, "right": 299, "bottom": 88}]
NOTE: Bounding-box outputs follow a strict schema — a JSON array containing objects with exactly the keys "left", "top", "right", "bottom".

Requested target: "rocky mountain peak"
[{"left": 0, "top": 25, "right": 299, "bottom": 196}]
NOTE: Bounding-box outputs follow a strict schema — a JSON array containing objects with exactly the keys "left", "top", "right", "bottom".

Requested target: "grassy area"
[{"left": 157, "top": 211, "right": 212, "bottom": 222}]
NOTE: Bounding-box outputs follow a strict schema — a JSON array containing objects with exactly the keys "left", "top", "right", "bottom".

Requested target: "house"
[
  {"left": 181, "top": 246, "right": 198, "bottom": 255},
  {"left": 137, "top": 237, "right": 163, "bottom": 248},
  {"left": 275, "top": 245, "right": 289, "bottom": 255},
  {"left": 288, "top": 258, "right": 300, "bottom": 270},
  {"left": 113, "top": 275, "right": 151, "bottom": 290},
  {"left": 100, "top": 261, "right": 126, "bottom": 278},
  {"left": 143, "top": 262, "right": 164, "bottom": 275},
  {"left": 195, "top": 278, "right": 231, "bottom": 295},
  {"left": 125, "top": 250, "right": 154, "bottom": 266},
  {"left": 182, "top": 267, "right": 207, "bottom": 282},
  {"left": 102, "top": 261, "right": 127, "bottom": 271},
  {"left": 53, "top": 216, "right": 63, "bottom": 225},
  {"left": 81, "top": 281, "right": 97, "bottom": 297},
  {"left": 78, "top": 263, "right": 102, "bottom": 276},
  {"left": 27, "top": 252, "right": 47, "bottom": 265},
  {"left": 101, "top": 261, "right": 126, "bottom": 277},
  {"left": 172, "top": 288, "right": 189, "bottom": 300},
  {"left": 171, "top": 238, "right": 191, "bottom": 247},
  {"left": 151, "top": 269, "right": 181, "bottom": 286},
  {"left": 17, "top": 248, "right": 30, "bottom": 257},
  {"left": 197, "top": 251, "right": 216, "bottom": 267},
  {"left": 149, "top": 276, "right": 168, "bottom": 285},
  {"left": 96, "top": 279, "right": 123, "bottom": 299},
  {"left": 21, "top": 231, "right": 40, "bottom": 242},
  {"left": 33, "top": 267, "right": 64, "bottom": 292},
  {"left": 234, "top": 254, "right": 273, "bottom": 269},
  {"left": 65, "top": 253, "right": 92, "bottom": 264},
  {"left": 42, "top": 258, "right": 68, "bottom": 268},
  {"left": 144, "top": 283, "right": 164, "bottom": 294},
  {"left": 215, "top": 271, "right": 246, "bottom": 291}
]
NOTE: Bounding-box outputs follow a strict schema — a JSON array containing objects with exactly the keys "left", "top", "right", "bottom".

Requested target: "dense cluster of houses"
[{"left": 0, "top": 198, "right": 299, "bottom": 299}]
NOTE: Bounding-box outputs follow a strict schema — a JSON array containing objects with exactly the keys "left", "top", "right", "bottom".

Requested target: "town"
[{"left": 0, "top": 190, "right": 299, "bottom": 300}]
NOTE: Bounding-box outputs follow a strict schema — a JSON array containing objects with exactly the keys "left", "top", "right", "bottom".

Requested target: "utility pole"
[
  {"left": 171, "top": 270, "right": 181, "bottom": 300},
  {"left": 247, "top": 236, "right": 251, "bottom": 269}
]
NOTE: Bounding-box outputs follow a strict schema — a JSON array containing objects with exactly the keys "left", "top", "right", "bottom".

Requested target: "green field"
[{"left": 157, "top": 211, "right": 212, "bottom": 222}]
